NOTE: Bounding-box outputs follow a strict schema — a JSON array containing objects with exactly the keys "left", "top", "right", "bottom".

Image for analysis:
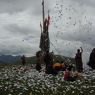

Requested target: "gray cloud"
[
  {"left": 56, "top": 23, "right": 95, "bottom": 47},
  {"left": 0, "top": 0, "right": 50, "bottom": 16},
  {"left": 72, "top": 0, "right": 95, "bottom": 7},
  {"left": 0, "top": 36, "right": 40, "bottom": 56},
  {"left": 0, "top": 0, "right": 95, "bottom": 59},
  {"left": 4, "top": 24, "right": 36, "bottom": 36}
]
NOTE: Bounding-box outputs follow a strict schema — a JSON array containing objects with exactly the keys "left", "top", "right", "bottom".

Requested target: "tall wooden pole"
[{"left": 42, "top": 0, "right": 45, "bottom": 32}]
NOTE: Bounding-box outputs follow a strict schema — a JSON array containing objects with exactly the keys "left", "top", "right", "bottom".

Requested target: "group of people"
[
  {"left": 64, "top": 47, "right": 95, "bottom": 81},
  {"left": 35, "top": 47, "right": 95, "bottom": 81},
  {"left": 64, "top": 47, "right": 83, "bottom": 81},
  {"left": 75, "top": 47, "right": 95, "bottom": 71},
  {"left": 36, "top": 48, "right": 83, "bottom": 72},
  {"left": 20, "top": 47, "right": 95, "bottom": 81}
]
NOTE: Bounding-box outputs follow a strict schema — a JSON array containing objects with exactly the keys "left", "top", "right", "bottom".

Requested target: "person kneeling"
[{"left": 64, "top": 68, "right": 76, "bottom": 81}]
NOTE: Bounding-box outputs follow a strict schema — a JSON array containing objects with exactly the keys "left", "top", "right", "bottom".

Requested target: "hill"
[{"left": 0, "top": 55, "right": 75, "bottom": 65}]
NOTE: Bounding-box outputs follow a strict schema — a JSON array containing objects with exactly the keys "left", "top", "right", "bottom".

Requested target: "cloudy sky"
[{"left": 0, "top": 0, "right": 95, "bottom": 62}]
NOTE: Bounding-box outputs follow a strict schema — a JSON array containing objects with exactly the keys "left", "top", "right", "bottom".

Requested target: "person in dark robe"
[
  {"left": 88, "top": 48, "right": 95, "bottom": 69},
  {"left": 21, "top": 55, "right": 26, "bottom": 66},
  {"left": 36, "top": 51, "right": 42, "bottom": 72},
  {"left": 44, "top": 50, "right": 53, "bottom": 74},
  {"left": 60, "top": 61, "right": 66, "bottom": 71},
  {"left": 75, "top": 47, "right": 83, "bottom": 72}
]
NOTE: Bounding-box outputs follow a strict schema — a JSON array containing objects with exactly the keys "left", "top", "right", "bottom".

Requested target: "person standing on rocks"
[
  {"left": 21, "top": 55, "right": 26, "bottom": 66},
  {"left": 88, "top": 48, "right": 95, "bottom": 69},
  {"left": 36, "top": 51, "right": 42, "bottom": 72},
  {"left": 44, "top": 50, "right": 53, "bottom": 74},
  {"left": 75, "top": 47, "right": 83, "bottom": 72}
]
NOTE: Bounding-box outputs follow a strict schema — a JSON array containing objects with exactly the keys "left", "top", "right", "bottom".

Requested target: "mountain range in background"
[
  {"left": 0, "top": 55, "right": 36, "bottom": 64},
  {"left": 0, "top": 55, "right": 20, "bottom": 64},
  {"left": 0, "top": 55, "right": 75, "bottom": 65}
]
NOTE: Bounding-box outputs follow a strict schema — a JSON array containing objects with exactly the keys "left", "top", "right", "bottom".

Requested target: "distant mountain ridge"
[
  {"left": 0, "top": 55, "right": 75, "bottom": 65},
  {"left": 0, "top": 55, "right": 36, "bottom": 64},
  {"left": 0, "top": 55, "right": 21, "bottom": 64}
]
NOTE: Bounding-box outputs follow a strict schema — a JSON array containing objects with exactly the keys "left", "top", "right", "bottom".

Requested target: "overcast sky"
[{"left": 0, "top": 0, "right": 95, "bottom": 63}]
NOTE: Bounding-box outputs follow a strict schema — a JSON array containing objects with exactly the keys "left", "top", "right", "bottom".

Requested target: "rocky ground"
[{"left": 0, "top": 64, "right": 95, "bottom": 95}]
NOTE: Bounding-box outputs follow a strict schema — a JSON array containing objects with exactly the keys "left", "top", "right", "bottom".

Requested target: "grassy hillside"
[{"left": 26, "top": 56, "right": 36, "bottom": 64}]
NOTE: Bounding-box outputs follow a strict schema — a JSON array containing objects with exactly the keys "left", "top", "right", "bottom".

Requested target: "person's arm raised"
[{"left": 80, "top": 47, "right": 83, "bottom": 53}]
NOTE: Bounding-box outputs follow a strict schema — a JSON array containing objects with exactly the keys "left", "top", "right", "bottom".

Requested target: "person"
[
  {"left": 64, "top": 67, "right": 76, "bottom": 81},
  {"left": 36, "top": 51, "right": 42, "bottom": 72},
  {"left": 73, "top": 71, "right": 84, "bottom": 80},
  {"left": 44, "top": 50, "right": 53, "bottom": 74},
  {"left": 75, "top": 47, "right": 83, "bottom": 72},
  {"left": 21, "top": 55, "right": 26, "bottom": 66},
  {"left": 88, "top": 48, "right": 95, "bottom": 69},
  {"left": 53, "top": 62, "right": 61, "bottom": 72},
  {"left": 60, "top": 61, "right": 66, "bottom": 71}
]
